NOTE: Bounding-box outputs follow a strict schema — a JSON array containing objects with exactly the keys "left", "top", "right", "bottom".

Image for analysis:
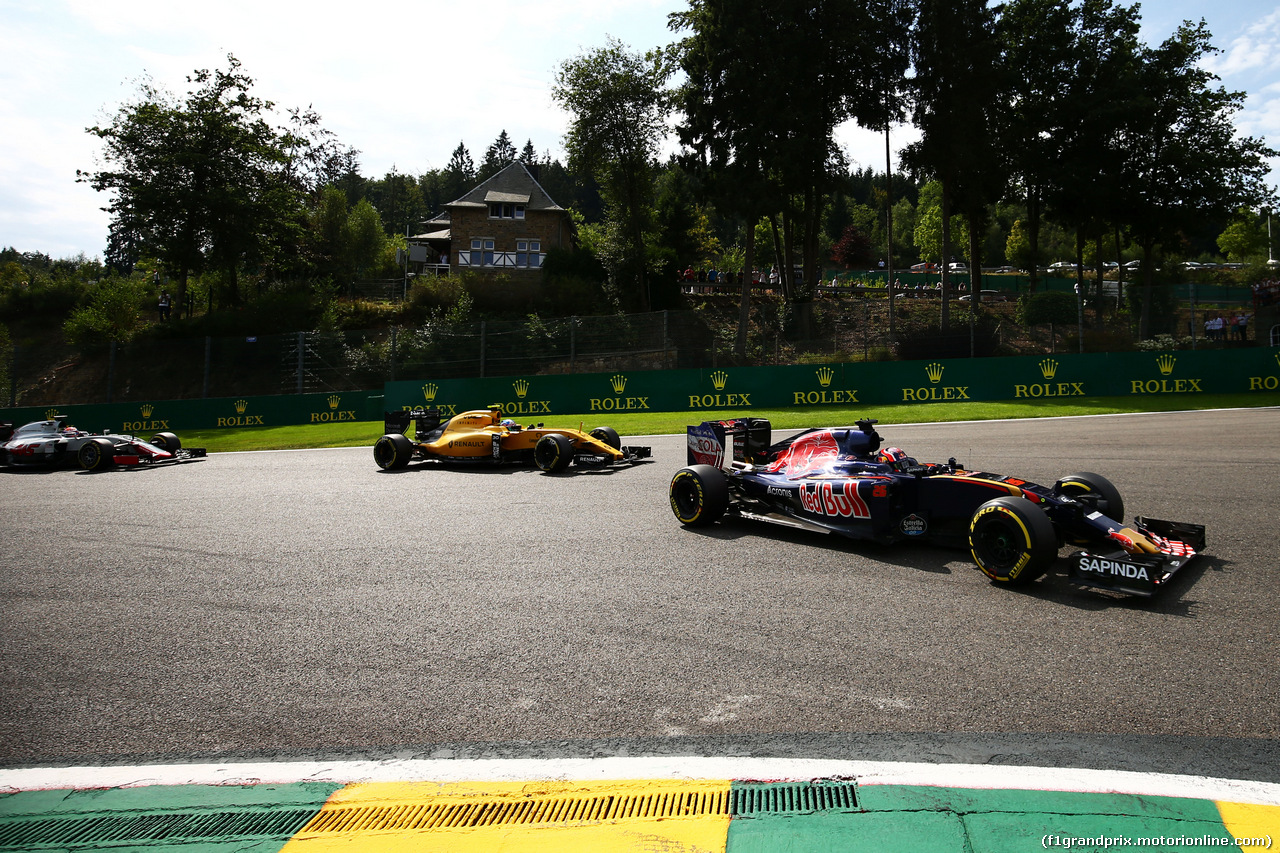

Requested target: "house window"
[
  {"left": 470, "top": 238, "right": 494, "bottom": 266},
  {"left": 489, "top": 203, "right": 524, "bottom": 220},
  {"left": 516, "top": 240, "right": 541, "bottom": 268}
]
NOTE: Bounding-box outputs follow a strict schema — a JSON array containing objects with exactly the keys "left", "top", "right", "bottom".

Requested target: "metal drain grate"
[
  {"left": 0, "top": 781, "right": 859, "bottom": 846},
  {"left": 301, "top": 789, "right": 732, "bottom": 833},
  {"left": 0, "top": 808, "right": 317, "bottom": 849},
  {"left": 733, "top": 780, "right": 859, "bottom": 815},
  {"left": 299, "top": 780, "right": 858, "bottom": 833}
]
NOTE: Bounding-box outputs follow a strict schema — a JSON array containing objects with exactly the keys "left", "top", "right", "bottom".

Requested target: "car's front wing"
[
  {"left": 573, "top": 445, "right": 652, "bottom": 468},
  {"left": 1067, "top": 516, "right": 1206, "bottom": 597}
]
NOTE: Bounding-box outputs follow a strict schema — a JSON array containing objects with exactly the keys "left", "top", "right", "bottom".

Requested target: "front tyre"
[
  {"left": 534, "top": 433, "right": 573, "bottom": 473},
  {"left": 589, "top": 426, "right": 621, "bottom": 450},
  {"left": 374, "top": 433, "right": 413, "bottom": 470},
  {"left": 1056, "top": 471, "right": 1124, "bottom": 524},
  {"left": 78, "top": 437, "right": 116, "bottom": 472},
  {"left": 149, "top": 431, "right": 181, "bottom": 452},
  {"left": 670, "top": 465, "right": 730, "bottom": 527},
  {"left": 969, "top": 496, "right": 1057, "bottom": 585}
]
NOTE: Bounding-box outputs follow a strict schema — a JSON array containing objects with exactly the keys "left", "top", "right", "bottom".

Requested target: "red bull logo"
[
  {"left": 800, "top": 481, "right": 871, "bottom": 519},
  {"left": 769, "top": 430, "right": 839, "bottom": 479}
]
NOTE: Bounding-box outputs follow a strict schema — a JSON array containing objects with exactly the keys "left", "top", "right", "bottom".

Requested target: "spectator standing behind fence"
[
  {"left": 158, "top": 289, "right": 171, "bottom": 322},
  {"left": 1237, "top": 312, "right": 1249, "bottom": 340}
]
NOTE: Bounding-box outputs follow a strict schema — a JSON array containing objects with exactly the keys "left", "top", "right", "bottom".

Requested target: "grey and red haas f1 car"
[
  {"left": 0, "top": 417, "right": 206, "bottom": 471},
  {"left": 670, "top": 417, "right": 1205, "bottom": 597}
]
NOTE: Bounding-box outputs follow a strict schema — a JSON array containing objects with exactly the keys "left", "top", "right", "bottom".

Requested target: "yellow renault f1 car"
[{"left": 374, "top": 407, "right": 651, "bottom": 473}]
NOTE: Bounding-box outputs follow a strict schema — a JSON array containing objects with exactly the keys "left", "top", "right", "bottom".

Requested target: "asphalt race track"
[{"left": 2, "top": 408, "right": 1278, "bottom": 781}]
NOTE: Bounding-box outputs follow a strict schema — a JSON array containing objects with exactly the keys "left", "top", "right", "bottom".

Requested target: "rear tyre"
[
  {"left": 78, "top": 437, "right": 116, "bottom": 472},
  {"left": 669, "top": 465, "right": 730, "bottom": 527},
  {"left": 589, "top": 426, "right": 621, "bottom": 450},
  {"left": 969, "top": 496, "right": 1057, "bottom": 585},
  {"left": 534, "top": 433, "right": 573, "bottom": 473},
  {"left": 1056, "top": 471, "right": 1124, "bottom": 524},
  {"left": 150, "top": 431, "right": 181, "bottom": 452},
  {"left": 374, "top": 433, "right": 413, "bottom": 470}
]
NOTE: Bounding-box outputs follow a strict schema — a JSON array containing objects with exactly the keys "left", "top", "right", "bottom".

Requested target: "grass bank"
[{"left": 179, "top": 392, "right": 1279, "bottom": 453}]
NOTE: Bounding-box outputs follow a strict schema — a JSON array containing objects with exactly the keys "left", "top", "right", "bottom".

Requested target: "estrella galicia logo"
[{"left": 901, "top": 513, "right": 927, "bottom": 536}]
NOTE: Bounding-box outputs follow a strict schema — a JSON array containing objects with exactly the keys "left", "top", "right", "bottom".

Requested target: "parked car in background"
[
  {"left": 958, "top": 290, "right": 1010, "bottom": 303},
  {"left": 910, "top": 262, "right": 938, "bottom": 272}
]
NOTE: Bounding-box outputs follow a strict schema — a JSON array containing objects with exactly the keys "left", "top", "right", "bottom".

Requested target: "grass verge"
[{"left": 177, "top": 392, "right": 1279, "bottom": 453}]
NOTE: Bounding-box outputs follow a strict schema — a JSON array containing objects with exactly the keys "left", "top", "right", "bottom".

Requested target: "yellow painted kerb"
[
  {"left": 281, "top": 778, "right": 734, "bottom": 853},
  {"left": 1217, "top": 800, "right": 1280, "bottom": 843}
]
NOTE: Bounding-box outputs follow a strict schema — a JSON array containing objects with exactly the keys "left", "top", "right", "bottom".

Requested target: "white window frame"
[
  {"left": 459, "top": 237, "right": 543, "bottom": 269},
  {"left": 488, "top": 203, "right": 525, "bottom": 220}
]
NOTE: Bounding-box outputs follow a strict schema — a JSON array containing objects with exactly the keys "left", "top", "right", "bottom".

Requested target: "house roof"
[{"left": 445, "top": 161, "right": 564, "bottom": 213}]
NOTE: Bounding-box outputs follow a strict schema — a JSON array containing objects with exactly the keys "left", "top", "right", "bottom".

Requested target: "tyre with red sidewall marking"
[
  {"left": 969, "top": 496, "right": 1057, "bottom": 585},
  {"left": 670, "top": 464, "right": 729, "bottom": 527}
]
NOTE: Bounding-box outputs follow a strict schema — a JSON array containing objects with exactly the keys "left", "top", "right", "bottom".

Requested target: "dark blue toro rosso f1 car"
[{"left": 670, "top": 418, "right": 1205, "bottom": 597}]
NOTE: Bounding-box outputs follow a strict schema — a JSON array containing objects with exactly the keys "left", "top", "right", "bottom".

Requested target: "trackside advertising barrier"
[
  {"left": 4, "top": 349, "right": 1277, "bottom": 431},
  {"left": 0, "top": 391, "right": 387, "bottom": 434},
  {"left": 381, "top": 347, "right": 1280, "bottom": 416}
]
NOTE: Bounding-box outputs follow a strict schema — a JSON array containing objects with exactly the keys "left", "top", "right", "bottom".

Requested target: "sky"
[{"left": 2, "top": 0, "right": 1278, "bottom": 261}]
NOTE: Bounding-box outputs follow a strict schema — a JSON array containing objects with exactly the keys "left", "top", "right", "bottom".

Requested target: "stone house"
[{"left": 411, "top": 161, "right": 574, "bottom": 276}]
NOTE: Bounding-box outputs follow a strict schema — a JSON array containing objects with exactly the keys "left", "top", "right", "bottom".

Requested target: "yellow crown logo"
[
  {"left": 327, "top": 395, "right": 341, "bottom": 409},
  {"left": 710, "top": 370, "right": 729, "bottom": 390},
  {"left": 422, "top": 383, "right": 438, "bottom": 402},
  {"left": 1039, "top": 359, "right": 1058, "bottom": 380},
  {"left": 235, "top": 399, "right": 248, "bottom": 414},
  {"left": 1274, "top": 352, "right": 1279, "bottom": 368},
  {"left": 46, "top": 408, "right": 58, "bottom": 420},
  {"left": 610, "top": 374, "right": 627, "bottom": 394},
  {"left": 1156, "top": 354, "right": 1176, "bottom": 376},
  {"left": 513, "top": 379, "right": 530, "bottom": 399},
  {"left": 926, "top": 362, "right": 945, "bottom": 383},
  {"left": 140, "top": 403, "right": 154, "bottom": 417},
  {"left": 816, "top": 367, "right": 834, "bottom": 387}
]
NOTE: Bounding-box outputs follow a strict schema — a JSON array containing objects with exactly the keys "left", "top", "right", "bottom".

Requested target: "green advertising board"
[
  {"left": 5, "top": 347, "right": 1276, "bottom": 431},
  {"left": 381, "top": 347, "right": 1280, "bottom": 416},
  {"left": 0, "top": 390, "right": 387, "bottom": 434}
]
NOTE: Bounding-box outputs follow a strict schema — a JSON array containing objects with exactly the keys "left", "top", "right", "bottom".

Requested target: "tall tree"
[
  {"left": 904, "top": 0, "right": 1006, "bottom": 329},
  {"left": 1114, "top": 20, "right": 1276, "bottom": 336},
  {"left": 478, "top": 130, "right": 518, "bottom": 181},
  {"left": 1048, "top": 0, "right": 1143, "bottom": 324},
  {"left": 997, "top": 0, "right": 1079, "bottom": 293},
  {"left": 443, "top": 142, "right": 476, "bottom": 202},
  {"left": 554, "top": 38, "right": 671, "bottom": 312},
  {"left": 672, "top": 0, "right": 908, "bottom": 347},
  {"left": 80, "top": 55, "right": 310, "bottom": 312}
]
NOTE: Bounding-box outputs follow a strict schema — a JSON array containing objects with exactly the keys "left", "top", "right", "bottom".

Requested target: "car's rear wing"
[
  {"left": 384, "top": 408, "right": 445, "bottom": 437},
  {"left": 687, "top": 417, "right": 772, "bottom": 468}
]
